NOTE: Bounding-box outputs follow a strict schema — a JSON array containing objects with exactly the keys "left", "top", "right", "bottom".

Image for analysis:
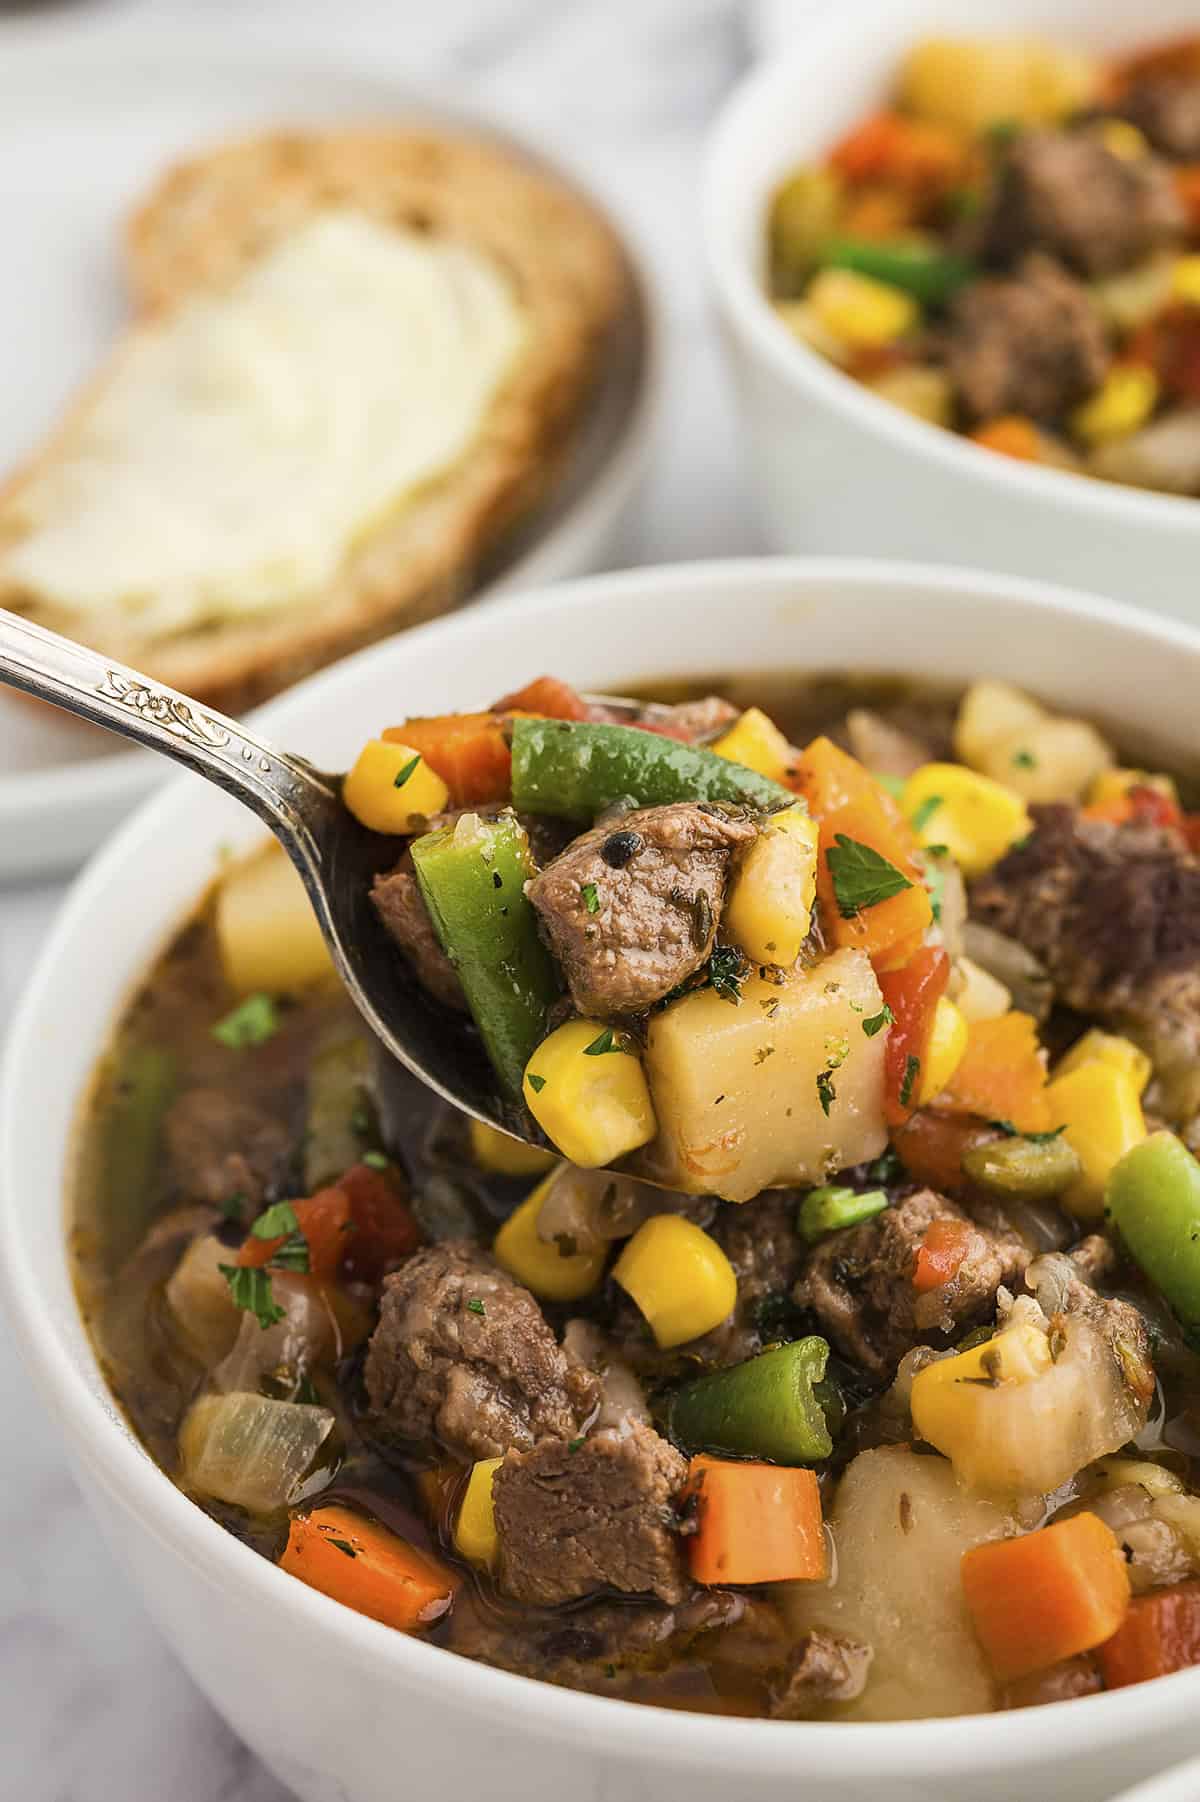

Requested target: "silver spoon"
[{"left": 0, "top": 609, "right": 663, "bottom": 1151}]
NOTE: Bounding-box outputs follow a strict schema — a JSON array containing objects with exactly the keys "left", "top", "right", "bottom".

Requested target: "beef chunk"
[
  {"left": 362, "top": 1240, "right": 599, "bottom": 1460},
  {"left": 1024, "top": 1252, "right": 1155, "bottom": 1407},
  {"left": 793, "top": 1189, "right": 1029, "bottom": 1379},
  {"left": 981, "top": 131, "right": 1183, "bottom": 277},
  {"left": 947, "top": 255, "right": 1110, "bottom": 423},
  {"left": 1120, "top": 76, "right": 1200, "bottom": 160},
  {"left": 493, "top": 1423, "right": 689, "bottom": 1606},
  {"left": 651, "top": 696, "right": 739, "bottom": 744},
  {"left": 971, "top": 805, "right": 1200, "bottom": 1063},
  {"left": 371, "top": 859, "right": 466, "bottom": 1011},
  {"left": 701, "top": 1192, "right": 807, "bottom": 1365},
  {"left": 768, "top": 1629, "right": 873, "bottom": 1717},
  {"left": 164, "top": 1088, "right": 290, "bottom": 1211},
  {"left": 527, "top": 802, "right": 758, "bottom": 1016}
]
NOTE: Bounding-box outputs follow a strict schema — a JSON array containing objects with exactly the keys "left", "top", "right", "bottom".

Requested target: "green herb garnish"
[
  {"left": 910, "top": 795, "right": 943, "bottom": 834},
  {"left": 362, "top": 1150, "right": 389, "bottom": 1170},
  {"left": 392, "top": 754, "right": 421, "bottom": 789},
  {"left": 709, "top": 942, "right": 750, "bottom": 1004},
  {"left": 1011, "top": 748, "right": 1038, "bottom": 770},
  {"left": 584, "top": 1028, "right": 620, "bottom": 1056},
  {"left": 862, "top": 1004, "right": 895, "bottom": 1038},
  {"left": 251, "top": 1201, "right": 300, "bottom": 1240},
  {"left": 867, "top": 1146, "right": 903, "bottom": 1186},
  {"left": 527, "top": 1072, "right": 546, "bottom": 1094},
  {"left": 328, "top": 1538, "right": 358, "bottom": 1558},
  {"left": 212, "top": 992, "right": 280, "bottom": 1050},
  {"left": 826, "top": 835, "right": 913, "bottom": 918},
  {"left": 899, "top": 1054, "right": 921, "bottom": 1109},
  {"left": 218, "top": 1190, "right": 247, "bottom": 1222},
  {"left": 816, "top": 1070, "right": 836, "bottom": 1116},
  {"left": 581, "top": 882, "right": 600, "bottom": 915},
  {"left": 466, "top": 1297, "right": 486, "bottom": 1317},
  {"left": 218, "top": 1264, "right": 284, "bottom": 1330}
]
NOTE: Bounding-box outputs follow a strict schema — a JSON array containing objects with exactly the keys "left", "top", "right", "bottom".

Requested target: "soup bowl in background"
[
  {"left": 704, "top": 0, "right": 1200, "bottom": 624},
  {"left": 3, "top": 559, "right": 1200, "bottom": 1802}
]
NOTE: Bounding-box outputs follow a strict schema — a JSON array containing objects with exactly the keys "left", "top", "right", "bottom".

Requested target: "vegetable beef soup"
[{"left": 72, "top": 670, "right": 1200, "bottom": 1721}]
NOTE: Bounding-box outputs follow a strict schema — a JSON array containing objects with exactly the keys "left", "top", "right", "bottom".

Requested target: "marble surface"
[{"left": 0, "top": 2, "right": 766, "bottom": 1796}]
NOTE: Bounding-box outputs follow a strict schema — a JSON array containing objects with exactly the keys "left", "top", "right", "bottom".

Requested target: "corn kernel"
[
  {"left": 773, "top": 300, "right": 852, "bottom": 367},
  {"left": 1171, "top": 254, "right": 1200, "bottom": 308},
  {"left": 1098, "top": 119, "right": 1149, "bottom": 161},
  {"left": 867, "top": 365, "right": 955, "bottom": 427},
  {"left": 613, "top": 1214, "right": 738, "bottom": 1349},
  {"left": 453, "top": 1457, "right": 502, "bottom": 1568},
  {"left": 902, "top": 761, "right": 1032, "bottom": 878},
  {"left": 807, "top": 267, "right": 920, "bottom": 349},
  {"left": 723, "top": 804, "right": 819, "bottom": 967},
  {"left": 1055, "top": 1029, "right": 1152, "bottom": 1098},
  {"left": 917, "top": 996, "right": 969, "bottom": 1106},
  {"left": 342, "top": 740, "right": 450, "bottom": 834},
  {"left": 953, "top": 955, "right": 1011, "bottom": 1024},
  {"left": 711, "top": 707, "right": 795, "bottom": 784},
  {"left": 1044, "top": 1063, "right": 1147, "bottom": 1219},
  {"left": 1071, "top": 365, "right": 1159, "bottom": 446},
  {"left": 493, "top": 1167, "right": 608, "bottom": 1302},
  {"left": 522, "top": 1020, "right": 657, "bottom": 1169},
  {"left": 1089, "top": 767, "right": 1178, "bottom": 810},
  {"left": 911, "top": 1320, "right": 1054, "bottom": 1469},
  {"left": 469, "top": 1119, "right": 557, "bottom": 1179}
]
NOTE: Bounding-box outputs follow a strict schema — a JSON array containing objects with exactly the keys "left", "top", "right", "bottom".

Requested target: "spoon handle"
[{"left": 0, "top": 608, "right": 338, "bottom": 852}]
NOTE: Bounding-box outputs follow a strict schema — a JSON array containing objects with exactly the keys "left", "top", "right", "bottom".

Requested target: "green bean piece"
[
  {"left": 664, "top": 1337, "right": 834, "bottom": 1464},
  {"left": 798, "top": 1184, "right": 888, "bottom": 1242},
  {"left": 509, "top": 718, "right": 793, "bottom": 823},
  {"left": 962, "top": 1134, "right": 1081, "bottom": 1202},
  {"left": 102, "top": 1042, "right": 177, "bottom": 1263},
  {"left": 819, "top": 238, "right": 976, "bottom": 307},
  {"left": 304, "top": 1029, "right": 373, "bottom": 1191},
  {"left": 410, "top": 811, "right": 560, "bottom": 1102},
  {"left": 1107, "top": 1132, "right": 1200, "bottom": 1335}
]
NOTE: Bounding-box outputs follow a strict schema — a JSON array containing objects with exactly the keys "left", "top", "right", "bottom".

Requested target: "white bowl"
[
  {"left": 705, "top": 0, "right": 1200, "bottom": 624},
  {"left": 4, "top": 558, "right": 1200, "bottom": 1802},
  {"left": 1113, "top": 1759, "right": 1200, "bottom": 1802}
]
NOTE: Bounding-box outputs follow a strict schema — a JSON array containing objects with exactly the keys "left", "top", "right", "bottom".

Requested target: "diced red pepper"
[
  {"left": 1098, "top": 1579, "right": 1200, "bottom": 1688},
  {"left": 491, "top": 676, "right": 593, "bottom": 721},
  {"left": 892, "top": 1110, "right": 998, "bottom": 1193},
  {"left": 912, "top": 1217, "right": 973, "bottom": 1293},
  {"left": 829, "top": 110, "right": 962, "bottom": 197},
  {"left": 877, "top": 945, "right": 950, "bottom": 1127},
  {"left": 337, "top": 1160, "right": 422, "bottom": 1283}
]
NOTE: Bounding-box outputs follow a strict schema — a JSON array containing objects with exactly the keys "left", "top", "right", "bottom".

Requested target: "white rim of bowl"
[
  {"left": 6, "top": 556, "right": 1200, "bottom": 1777},
  {"left": 0, "top": 20, "right": 660, "bottom": 833},
  {"left": 702, "top": 19, "right": 1200, "bottom": 530}
]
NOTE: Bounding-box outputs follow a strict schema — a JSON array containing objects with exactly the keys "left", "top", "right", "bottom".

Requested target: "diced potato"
[
  {"left": 640, "top": 948, "right": 888, "bottom": 1203},
  {"left": 916, "top": 996, "right": 969, "bottom": 1105},
  {"left": 469, "top": 1118, "right": 557, "bottom": 1179},
  {"left": 164, "top": 1233, "right": 243, "bottom": 1365},
  {"left": 723, "top": 804, "right": 819, "bottom": 967},
  {"left": 773, "top": 299, "right": 853, "bottom": 367},
  {"left": 523, "top": 1019, "right": 656, "bottom": 1169},
  {"left": 954, "top": 680, "right": 1046, "bottom": 771},
  {"left": 952, "top": 955, "right": 1011, "bottom": 1024},
  {"left": 785, "top": 1447, "right": 1016, "bottom": 1720},
  {"left": 898, "top": 37, "right": 1097, "bottom": 133},
  {"left": 493, "top": 1168, "right": 609, "bottom": 1302},
  {"left": 215, "top": 842, "right": 333, "bottom": 995},
  {"left": 1056, "top": 1029, "right": 1152, "bottom": 1097},
  {"left": 612, "top": 1214, "right": 737, "bottom": 1349},
  {"left": 978, "top": 721, "right": 1114, "bottom": 804},
  {"left": 711, "top": 707, "right": 795, "bottom": 783},
  {"left": 807, "top": 268, "right": 920, "bottom": 349},
  {"left": 1044, "top": 1063, "right": 1147, "bottom": 1218},
  {"left": 453, "top": 1457, "right": 502, "bottom": 1568},
  {"left": 342, "top": 739, "right": 449, "bottom": 834},
  {"left": 866, "top": 365, "right": 954, "bottom": 428},
  {"left": 902, "top": 761, "right": 1031, "bottom": 877}
]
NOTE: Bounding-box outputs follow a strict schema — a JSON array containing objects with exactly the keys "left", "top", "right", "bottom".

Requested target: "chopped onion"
[
  {"left": 165, "top": 1233, "right": 242, "bottom": 1366},
  {"left": 212, "top": 1273, "right": 340, "bottom": 1396},
  {"left": 535, "top": 1165, "right": 701, "bottom": 1254},
  {"left": 179, "top": 1392, "right": 336, "bottom": 1513},
  {"left": 562, "top": 1319, "right": 650, "bottom": 1429}
]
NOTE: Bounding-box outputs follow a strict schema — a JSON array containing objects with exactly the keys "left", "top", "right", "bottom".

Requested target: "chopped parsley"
[
  {"left": 567, "top": 1437, "right": 585, "bottom": 1453},
  {"left": 466, "top": 1297, "right": 486, "bottom": 1317},
  {"left": 392, "top": 753, "right": 422, "bottom": 789},
  {"left": 924, "top": 860, "right": 947, "bottom": 924},
  {"left": 218, "top": 1264, "right": 284, "bottom": 1330},
  {"left": 989, "top": 1119, "right": 1066, "bottom": 1144},
  {"left": 910, "top": 794, "right": 943, "bottom": 834},
  {"left": 584, "top": 1027, "right": 620, "bottom": 1057},
  {"left": 267, "top": 1231, "right": 310, "bottom": 1272},
  {"left": 899, "top": 1054, "right": 921, "bottom": 1109},
  {"left": 362, "top": 1150, "right": 389, "bottom": 1170},
  {"left": 350, "top": 1101, "right": 371, "bottom": 1137},
  {"left": 218, "top": 1190, "right": 247, "bottom": 1222},
  {"left": 709, "top": 942, "right": 750, "bottom": 1004},
  {"left": 867, "top": 1146, "right": 903, "bottom": 1185},
  {"left": 527, "top": 1072, "right": 546, "bottom": 1094},
  {"left": 862, "top": 1004, "right": 895, "bottom": 1038},
  {"left": 1027, "top": 1125, "right": 1067, "bottom": 1143},
  {"left": 826, "top": 835, "right": 913, "bottom": 918},
  {"left": 816, "top": 1070, "right": 836, "bottom": 1116},
  {"left": 581, "top": 882, "right": 601, "bottom": 915},
  {"left": 211, "top": 992, "right": 280, "bottom": 1050},
  {"left": 250, "top": 1201, "right": 300, "bottom": 1240},
  {"left": 328, "top": 1538, "right": 358, "bottom": 1558},
  {"left": 245, "top": 1201, "right": 310, "bottom": 1273},
  {"left": 988, "top": 1118, "right": 1019, "bottom": 1136},
  {"left": 1011, "top": 748, "right": 1038, "bottom": 770}
]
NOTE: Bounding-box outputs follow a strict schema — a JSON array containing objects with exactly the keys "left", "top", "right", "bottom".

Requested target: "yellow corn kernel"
[
  {"left": 1044, "top": 1063, "right": 1147, "bottom": 1219},
  {"left": 911, "top": 1319, "right": 1054, "bottom": 1458},
  {"left": 1055, "top": 1029, "right": 1152, "bottom": 1098},
  {"left": 493, "top": 1167, "right": 608, "bottom": 1302},
  {"left": 807, "top": 267, "right": 920, "bottom": 349},
  {"left": 867, "top": 364, "right": 955, "bottom": 428},
  {"left": 902, "top": 762, "right": 1032, "bottom": 878},
  {"left": 1089, "top": 766, "right": 1179, "bottom": 810},
  {"left": 612, "top": 1214, "right": 737, "bottom": 1349},
  {"left": 453, "top": 1457, "right": 502, "bottom": 1568},
  {"left": 342, "top": 740, "right": 449, "bottom": 835},
  {"left": 1098, "top": 119, "right": 1150, "bottom": 161},
  {"left": 469, "top": 1119, "right": 557, "bottom": 1179},
  {"left": 723, "top": 804, "right": 819, "bottom": 968},
  {"left": 953, "top": 955, "right": 1012, "bottom": 1024},
  {"left": 916, "top": 996, "right": 969, "bottom": 1106},
  {"left": 1071, "top": 365, "right": 1159, "bottom": 446},
  {"left": 711, "top": 707, "right": 795, "bottom": 784},
  {"left": 1171, "top": 254, "right": 1200, "bottom": 308},
  {"left": 522, "top": 1020, "right": 657, "bottom": 1169},
  {"left": 773, "top": 299, "right": 852, "bottom": 367}
]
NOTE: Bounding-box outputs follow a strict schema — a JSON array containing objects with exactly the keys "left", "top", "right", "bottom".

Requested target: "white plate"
[{"left": 0, "top": 25, "right": 657, "bottom": 883}]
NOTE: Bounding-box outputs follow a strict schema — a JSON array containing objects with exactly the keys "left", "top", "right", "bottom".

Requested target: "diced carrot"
[
  {"left": 892, "top": 1110, "right": 998, "bottom": 1192},
  {"left": 935, "top": 1011, "right": 1051, "bottom": 1134},
  {"left": 829, "top": 110, "right": 962, "bottom": 196},
  {"left": 912, "top": 1216, "right": 973, "bottom": 1293},
  {"left": 237, "top": 1186, "right": 352, "bottom": 1284},
  {"left": 840, "top": 184, "right": 917, "bottom": 239},
  {"left": 280, "top": 1504, "right": 459, "bottom": 1632},
  {"left": 337, "top": 1160, "right": 422, "bottom": 1282},
  {"left": 1176, "top": 165, "right": 1200, "bottom": 234},
  {"left": 970, "top": 416, "right": 1046, "bottom": 463},
  {"left": 1098, "top": 1579, "right": 1200, "bottom": 1689},
  {"left": 382, "top": 713, "right": 511, "bottom": 806},
  {"left": 962, "top": 1513, "right": 1131, "bottom": 1682},
  {"left": 1109, "top": 36, "right": 1200, "bottom": 97},
  {"left": 878, "top": 945, "right": 950, "bottom": 1127},
  {"left": 491, "top": 676, "right": 593, "bottom": 721},
  {"left": 684, "top": 1456, "right": 826, "bottom": 1587}
]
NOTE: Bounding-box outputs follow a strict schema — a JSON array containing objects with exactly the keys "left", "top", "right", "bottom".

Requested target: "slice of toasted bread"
[{"left": 0, "top": 128, "right": 630, "bottom": 714}]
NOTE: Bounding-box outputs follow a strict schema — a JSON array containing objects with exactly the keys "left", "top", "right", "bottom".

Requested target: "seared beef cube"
[
  {"left": 981, "top": 131, "right": 1183, "bottom": 277},
  {"left": 493, "top": 1423, "right": 689, "bottom": 1606},
  {"left": 651, "top": 696, "right": 740, "bottom": 744},
  {"left": 947, "top": 255, "right": 1109, "bottom": 423},
  {"left": 164, "top": 1088, "right": 290, "bottom": 1211},
  {"left": 701, "top": 1192, "right": 807, "bottom": 1365},
  {"left": 793, "top": 1189, "right": 1029, "bottom": 1379},
  {"left": 768, "top": 1629, "right": 873, "bottom": 1717},
  {"left": 1120, "top": 75, "right": 1200, "bottom": 160},
  {"left": 527, "top": 802, "right": 758, "bottom": 1017},
  {"left": 371, "top": 859, "right": 466, "bottom": 1011},
  {"left": 363, "top": 1240, "right": 599, "bottom": 1460}
]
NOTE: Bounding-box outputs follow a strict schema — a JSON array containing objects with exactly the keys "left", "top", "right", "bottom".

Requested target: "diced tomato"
[
  {"left": 337, "top": 1160, "right": 422, "bottom": 1283},
  {"left": 1098, "top": 1579, "right": 1200, "bottom": 1688},
  {"left": 892, "top": 1110, "right": 998, "bottom": 1193},
  {"left": 382, "top": 713, "right": 511, "bottom": 807},
  {"left": 1082, "top": 785, "right": 1182, "bottom": 831},
  {"left": 912, "top": 1217, "right": 973, "bottom": 1293},
  {"left": 829, "top": 110, "right": 962, "bottom": 198},
  {"left": 877, "top": 945, "right": 950, "bottom": 1127},
  {"left": 491, "top": 676, "right": 593, "bottom": 721},
  {"left": 237, "top": 1185, "right": 353, "bottom": 1284}
]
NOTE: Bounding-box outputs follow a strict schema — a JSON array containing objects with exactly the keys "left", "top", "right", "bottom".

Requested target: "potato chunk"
[
  {"left": 639, "top": 947, "right": 887, "bottom": 1202},
  {"left": 215, "top": 842, "right": 333, "bottom": 995}
]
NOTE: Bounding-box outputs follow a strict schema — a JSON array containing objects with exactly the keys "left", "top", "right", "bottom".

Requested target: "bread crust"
[{"left": 0, "top": 128, "right": 631, "bottom": 713}]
